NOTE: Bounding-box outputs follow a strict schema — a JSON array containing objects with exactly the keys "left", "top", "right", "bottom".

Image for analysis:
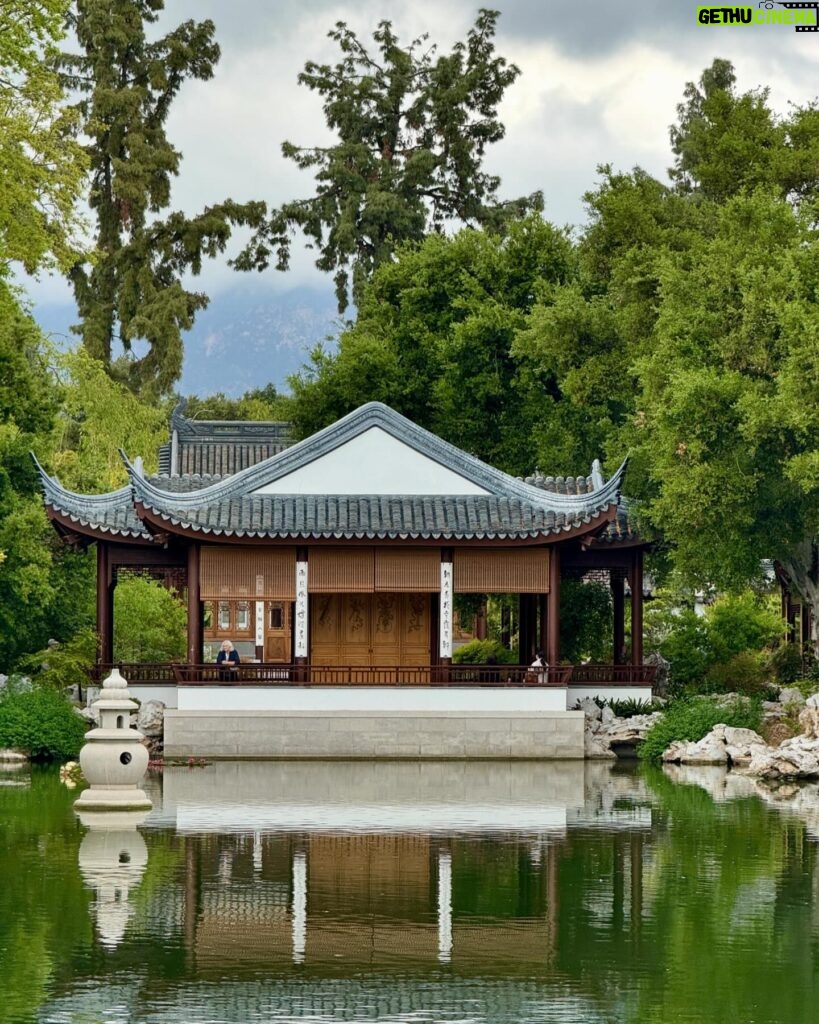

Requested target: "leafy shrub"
[
  {"left": 0, "top": 687, "right": 88, "bottom": 760},
  {"left": 768, "top": 643, "right": 804, "bottom": 685},
  {"left": 17, "top": 629, "right": 97, "bottom": 693},
  {"left": 705, "top": 593, "right": 782, "bottom": 665},
  {"left": 658, "top": 609, "right": 711, "bottom": 691},
  {"left": 608, "top": 697, "right": 664, "bottom": 718},
  {"left": 638, "top": 695, "right": 762, "bottom": 764},
  {"left": 453, "top": 639, "right": 516, "bottom": 664},
  {"left": 703, "top": 650, "right": 768, "bottom": 694}
]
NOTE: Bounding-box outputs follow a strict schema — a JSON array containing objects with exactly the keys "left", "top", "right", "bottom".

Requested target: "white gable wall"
[{"left": 253, "top": 427, "right": 490, "bottom": 495}]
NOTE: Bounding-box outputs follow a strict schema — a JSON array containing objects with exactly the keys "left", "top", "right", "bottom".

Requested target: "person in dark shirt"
[{"left": 216, "top": 639, "right": 240, "bottom": 680}]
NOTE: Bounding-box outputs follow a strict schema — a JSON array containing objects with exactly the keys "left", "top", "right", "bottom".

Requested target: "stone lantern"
[{"left": 74, "top": 666, "right": 152, "bottom": 813}]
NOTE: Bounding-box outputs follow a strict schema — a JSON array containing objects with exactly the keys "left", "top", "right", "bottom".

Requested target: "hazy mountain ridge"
[
  {"left": 32, "top": 282, "right": 340, "bottom": 398},
  {"left": 180, "top": 284, "right": 340, "bottom": 397}
]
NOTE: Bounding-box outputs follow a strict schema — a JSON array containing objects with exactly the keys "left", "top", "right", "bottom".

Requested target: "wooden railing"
[
  {"left": 88, "top": 662, "right": 654, "bottom": 687},
  {"left": 569, "top": 664, "right": 657, "bottom": 686},
  {"left": 171, "top": 663, "right": 574, "bottom": 687},
  {"left": 88, "top": 663, "right": 178, "bottom": 685}
]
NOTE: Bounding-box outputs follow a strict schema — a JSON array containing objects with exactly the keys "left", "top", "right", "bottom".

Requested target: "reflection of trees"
[
  {"left": 0, "top": 770, "right": 92, "bottom": 1024},
  {"left": 556, "top": 769, "right": 819, "bottom": 1023}
]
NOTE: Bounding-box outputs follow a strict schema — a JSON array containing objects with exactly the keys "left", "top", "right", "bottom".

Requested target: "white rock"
[
  {"left": 136, "top": 700, "right": 165, "bottom": 737},
  {"left": 779, "top": 687, "right": 806, "bottom": 707},
  {"left": 585, "top": 727, "right": 616, "bottom": 760},
  {"left": 600, "top": 704, "right": 616, "bottom": 726},
  {"left": 682, "top": 732, "right": 729, "bottom": 766},
  {"left": 578, "top": 698, "right": 602, "bottom": 722},
  {"left": 744, "top": 735, "right": 819, "bottom": 779},
  {"left": 806, "top": 693, "right": 819, "bottom": 709},
  {"left": 799, "top": 706, "right": 819, "bottom": 739}
]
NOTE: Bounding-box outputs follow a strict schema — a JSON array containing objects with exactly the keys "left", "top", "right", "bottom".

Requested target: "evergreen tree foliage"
[
  {"left": 60, "top": 0, "right": 265, "bottom": 399},
  {"left": 236, "top": 9, "right": 542, "bottom": 312},
  {"left": 669, "top": 58, "right": 819, "bottom": 202}
]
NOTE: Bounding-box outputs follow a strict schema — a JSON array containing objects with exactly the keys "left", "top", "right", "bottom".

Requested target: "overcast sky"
[{"left": 27, "top": 0, "right": 819, "bottom": 310}]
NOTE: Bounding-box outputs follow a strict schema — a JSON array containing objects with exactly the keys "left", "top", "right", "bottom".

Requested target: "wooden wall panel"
[
  {"left": 201, "top": 547, "right": 296, "bottom": 600},
  {"left": 454, "top": 548, "right": 550, "bottom": 593},
  {"left": 310, "top": 547, "right": 374, "bottom": 592},
  {"left": 374, "top": 549, "right": 440, "bottom": 592}
]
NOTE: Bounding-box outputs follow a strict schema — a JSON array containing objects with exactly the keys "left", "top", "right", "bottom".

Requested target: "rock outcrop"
[
  {"left": 579, "top": 699, "right": 663, "bottom": 760},
  {"left": 661, "top": 724, "right": 767, "bottom": 767}
]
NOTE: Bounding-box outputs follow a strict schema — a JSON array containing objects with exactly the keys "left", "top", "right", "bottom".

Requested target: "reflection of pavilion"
[{"left": 143, "top": 761, "right": 651, "bottom": 971}]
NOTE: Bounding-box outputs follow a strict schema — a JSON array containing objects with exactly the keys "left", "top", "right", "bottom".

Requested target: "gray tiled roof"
[
  {"left": 33, "top": 460, "right": 151, "bottom": 539},
  {"left": 524, "top": 466, "right": 639, "bottom": 545},
  {"left": 158, "top": 401, "right": 293, "bottom": 475},
  {"left": 135, "top": 494, "right": 615, "bottom": 541},
  {"left": 36, "top": 404, "right": 631, "bottom": 544}
]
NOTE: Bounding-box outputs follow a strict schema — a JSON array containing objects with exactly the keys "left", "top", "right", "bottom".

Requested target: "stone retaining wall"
[{"left": 164, "top": 709, "right": 585, "bottom": 759}]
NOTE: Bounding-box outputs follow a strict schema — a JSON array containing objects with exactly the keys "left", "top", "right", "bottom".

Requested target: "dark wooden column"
[
  {"left": 546, "top": 545, "right": 561, "bottom": 667},
  {"left": 630, "top": 549, "right": 644, "bottom": 667},
  {"left": 475, "top": 598, "right": 488, "bottom": 640},
  {"left": 519, "top": 594, "right": 537, "bottom": 663},
  {"left": 186, "top": 542, "right": 202, "bottom": 664},
  {"left": 538, "top": 594, "right": 548, "bottom": 657},
  {"left": 611, "top": 573, "right": 625, "bottom": 664},
  {"left": 96, "top": 542, "right": 114, "bottom": 663}
]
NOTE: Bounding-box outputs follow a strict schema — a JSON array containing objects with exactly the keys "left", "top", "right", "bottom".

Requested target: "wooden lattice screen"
[
  {"left": 200, "top": 546, "right": 296, "bottom": 599},
  {"left": 310, "top": 547, "right": 441, "bottom": 592},
  {"left": 374, "top": 549, "right": 440, "bottom": 591},
  {"left": 309, "top": 547, "right": 375, "bottom": 592},
  {"left": 454, "top": 548, "right": 550, "bottom": 593}
]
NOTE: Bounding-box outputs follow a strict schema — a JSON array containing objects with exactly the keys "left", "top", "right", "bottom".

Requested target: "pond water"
[{"left": 2, "top": 759, "right": 819, "bottom": 1024}]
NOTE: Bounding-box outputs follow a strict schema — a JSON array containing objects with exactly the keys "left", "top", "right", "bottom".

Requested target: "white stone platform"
[{"left": 164, "top": 686, "right": 584, "bottom": 759}]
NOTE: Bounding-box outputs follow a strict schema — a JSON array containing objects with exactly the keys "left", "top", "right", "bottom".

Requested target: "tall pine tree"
[
  {"left": 236, "top": 10, "right": 541, "bottom": 313},
  {"left": 61, "top": 0, "right": 264, "bottom": 398}
]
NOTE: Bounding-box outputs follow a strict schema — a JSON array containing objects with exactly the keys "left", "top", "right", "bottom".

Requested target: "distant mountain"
[
  {"left": 31, "top": 280, "right": 341, "bottom": 398},
  {"left": 179, "top": 282, "right": 341, "bottom": 397}
]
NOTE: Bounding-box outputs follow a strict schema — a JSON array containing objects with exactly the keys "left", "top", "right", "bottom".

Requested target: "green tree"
[
  {"left": 60, "top": 0, "right": 265, "bottom": 398},
  {"left": 288, "top": 215, "right": 571, "bottom": 473},
  {"left": 669, "top": 57, "right": 819, "bottom": 203},
  {"left": 0, "top": 0, "right": 87, "bottom": 274},
  {"left": 559, "top": 579, "right": 613, "bottom": 664},
  {"left": 113, "top": 576, "right": 186, "bottom": 662},
  {"left": 630, "top": 190, "right": 819, "bottom": 633},
  {"left": 237, "top": 9, "right": 541, "bottom": 312},
  {"left": 183, "top": 384, "right": 287, "bottom": 422},
  {"left": 52, "top": 346, "right": 167, "bottom": 491},
  {"left": 0, "top": 282, "right": 94, "bottom": 667}
]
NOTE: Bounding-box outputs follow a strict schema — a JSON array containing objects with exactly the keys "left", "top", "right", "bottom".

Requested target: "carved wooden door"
[{"left": 309, "top": 593, "right": 431, "bottom": 675}]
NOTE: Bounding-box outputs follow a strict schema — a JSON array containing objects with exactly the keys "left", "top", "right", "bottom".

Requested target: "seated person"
[{"left": 216, "top": 639, "right": 240, "bottom": 679}]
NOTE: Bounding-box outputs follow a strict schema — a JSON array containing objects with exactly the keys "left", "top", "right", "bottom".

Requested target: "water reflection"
[
  {"left": 76, "top": 810, "right": 149, "bottom": 949},
  {"left": 3, "top": 761, "right": 818, "bottom": 1023}
]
